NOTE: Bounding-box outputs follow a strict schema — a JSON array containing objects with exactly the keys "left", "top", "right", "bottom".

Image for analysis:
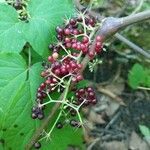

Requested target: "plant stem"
[
  {"left": 25, "top": 102, "right": 61, "bottom": 150},
  {"left": 27, "top": 1, "right": 150, "bottom": 149},
  {"left": 81, "top": 10, "right": 150, "bottom": 71},
  {"left": 28, "top": 47, "right": 31, "bottom": 68},
  {"left": 115, "top": 33, "right": 150, "bottom": 59}
]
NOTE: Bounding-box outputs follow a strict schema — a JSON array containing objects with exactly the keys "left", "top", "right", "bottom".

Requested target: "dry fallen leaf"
[
  {"left": 88, "top": 110, "right": 106, "bottom": 124},
  {"left": 101, "top": 141, "right": 127, "bottom": 150},
  {"left": 129, "top": 131, "right": 149, "bottom": 150}
]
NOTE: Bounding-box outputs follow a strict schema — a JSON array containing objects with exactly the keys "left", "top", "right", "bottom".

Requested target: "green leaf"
[
  {"left": 0, "top": 52, "right": 83, "bottom": 149},
  {"left": 23, "top": 19, "right": 50, "bottom": 57},
  {"left": 0, "top": 53, "right": 43, "bottom": 149},
  {"left": 144, "top": 69, "right": 150, "bottom": 87},
  {"left": 41, "top": 126, "right": 83, "bottom": 150},
  {"left": 139, "top": 125, "right": 150, "bottom": 137},
  {"left": 24, "top": 0, "right": 74, "bottom": 57},
  {"left": 128, "top": 63, "right": 150, "bottom": 89},
  {"left": 76, "top": 80, "right": 89, "bottom": 89},
  {"left": 0, "top": 82, "right": 38, "bottom": 150},
  {"left": 128, "top": 63, "right": 145, "bottom": 89},
  {"left": 0, "top": 4, "right": 26, "bottom": 52},
  {"left": 0, "top": 0, "right": 6, "bottom": 3},
  {"left": 0, "top": 52, "right": 26, "bottom": 91}
]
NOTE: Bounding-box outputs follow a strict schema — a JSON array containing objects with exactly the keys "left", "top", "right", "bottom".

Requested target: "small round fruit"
[
  {"left": 52, "top": 52, "right": 59, "bottom": 60},
  {"left": 56, "top": 122, "right": 63, "bottom": 129},
  {"left": 70, "top": 119, "right": 79, "bottom": 127},
  {"left": 34, "top": 142, "right": 41, "bottom": 149},
  {"left": 31, "top": 113, "right": 37, "bottom": 119},
  {"left": 38, "top": 113, "right": 44, "bottom": 120}
]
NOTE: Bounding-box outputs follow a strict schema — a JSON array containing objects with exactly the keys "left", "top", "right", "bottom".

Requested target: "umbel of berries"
[{"left": 31, "top": 11, "right": 102, "bottom": 144}]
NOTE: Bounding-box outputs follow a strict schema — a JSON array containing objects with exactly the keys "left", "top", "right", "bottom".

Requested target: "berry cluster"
[
  {"left": 31, "top": 12, "right": 103, "bottom": 149},
  {"left": 31, "top": 106, "right": 44, "bottom": 120},
  {"left": 56, "top": 119, "right": 81, "bottom": 129},
  {"left": 6, "top": 0, "right": 28, "bottom": 21},
  {"left": 75, "top": 87, "right": 97, "bottom": 106},
  {"left": 49, "top": 13, "right": 103, "bottom": 59}
]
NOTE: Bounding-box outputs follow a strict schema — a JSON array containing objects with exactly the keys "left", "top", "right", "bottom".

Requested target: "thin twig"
[
  {"left": 138, "top": 86, "right": 150, "bottom": 91},
  {"left": 105, "top": 111, "right": 121, "bottom": 130},
  {"left": 25, "top": 103, "right": 61, "bottom": 150},
  {"left": 73, "top": 0, "right": 103, "bottom": 21},
  {"left": 81, "top": 10, "right": 150, "bottom": 70},
  {"left": 87, "top": 138, "right": 100, "bottom": 150},
  {"left": 96, "top": 86, "right": 126, "bottom": 106},
  {"left": 131, "top": 0, "right": 144, "bottom": 15},
  {"left": 115, "top": 33, "right": 150, "bottom": 59}
]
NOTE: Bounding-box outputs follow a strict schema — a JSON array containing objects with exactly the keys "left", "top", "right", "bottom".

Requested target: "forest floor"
[
  {"left": 67, "top": 0, "right": 150, "bottom": 149},
  {"left": 82, "top": 51, "right": 150, "bottom": 150}
]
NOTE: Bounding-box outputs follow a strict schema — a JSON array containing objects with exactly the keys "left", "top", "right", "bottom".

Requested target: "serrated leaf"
[
  {"left": 0, "top": 4, "right": 26, "bottom": 52},
  {"left": 24, "top": 0, "right": 74, "bottom": 57},
  {"left": 139, "top": 125, "right": 150, "bottom": 137},
  {"left": 23, "top": 19, "right": 50, "bottom": 57},
  {"left": 0, "top": 53, "right": 43, "bottom": 149},
  {"left": 128, "top": 63, "right": 150, "bottom": 89},
  {"left": 0, "top": 52, "right": 26, "bottom": 91},
  {"left": 0, "top": 54, "right": 83, "bottom": 149},
  {"left": 0, "top": 82, "right": 38, "bottom": 150},
  {"left": 41, "top": 126, "right": 83, "bottom": 150}
]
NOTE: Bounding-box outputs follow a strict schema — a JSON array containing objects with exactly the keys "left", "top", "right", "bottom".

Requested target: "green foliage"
[
  {"left": 0, "top": 0, "right": 74, "bottom": 57},
  {"left": 0, "top": 53, "right": 41, "bottom": 149},
  {"left": 139, "top": 125, "right": 150, "bottom": 138},
  {"left": 128, "top": 63, "right": 150, "bottom": 89},
  {"left": 0, "top": 1, "right": 83, "bottom": 149},
  {"left": 41, "top": 126, "right": 83, "bottom": 150},
  {"left": 0, "top": 4, "right": 26, "bottom": 52},
  {"left": 76, "top": 80, "right": 89, "bottom": 89}
]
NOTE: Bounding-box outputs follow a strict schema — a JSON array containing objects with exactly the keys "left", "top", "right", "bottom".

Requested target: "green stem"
[{"left": 28, "top": 47, "right": 31, "bottom": 68}]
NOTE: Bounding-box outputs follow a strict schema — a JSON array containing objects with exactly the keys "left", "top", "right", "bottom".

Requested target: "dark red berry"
[
  {"left": 45, "top": 79, "right": 51, "bottom": 84},
  {"left": 73, "top": 29, "right": 79, "bottom": 35},
  {"left": 86, "top": 87, "right": 93, "bottom": 92},
  {"left": 56, "top": 26, "right": 63, "bottom": 34},
  {"left": 48, "top": 56, "right": 54, "bottom": 62},
  {"left": 82, "top": 36, "right": 89, "bottom": 43},
  {"left": 96, "top": 42, "right": 102, "bottom": 48},
  {"left": 34, "top": 142, "right": 41, "bottom": 149},
  {"left": 92, "top": 99, "right": 97, "bottom": 104},
  {"left": 69, "top": 18, "right": 76, "bottom": 25},
  {"left": 70, "top": 109, "right": 76, "bottom": 116},
  {"left": 96, "top": 35, "right": 102, "bottom": 42},
  {"left": 52, "top": 52, "right": 59, "bottom": 60},
  {"left": 54, "top": 69, "right": 61, "bottom": 76},
  {"left": 64, "top": 37, "right": 71, "bottom": 43},
  {"left": 76, "top": 74, "right": 83, "bottom": 81},
  {"left": 88, "top": 51, "right": 95, "bottom": 59},
  {"left": 57, "top": 34, "right": 63, "bottom": 41},
  {"left": 66, "top": 42, "right": 72, "bottom": 48},
  {"left": 72, "top": 43, "right": 77, "bottom": 49},
  {"left": 32, "top": 113, "right": 37, "bottom": 119},
  {"left": 70, "top": 119, "right": 79, "bottom": 127},
  {"left": 56, "top": 122, "right": 63, "bottom": 129},
  {"left": 77, "top": 17, "right": 82, "bottom": 22},
  {"left": 64, "top": 28, "right": 71, "bottom": 35},
  {"left": 76, "top": 44, "right": 81, "bottom": 50}
]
